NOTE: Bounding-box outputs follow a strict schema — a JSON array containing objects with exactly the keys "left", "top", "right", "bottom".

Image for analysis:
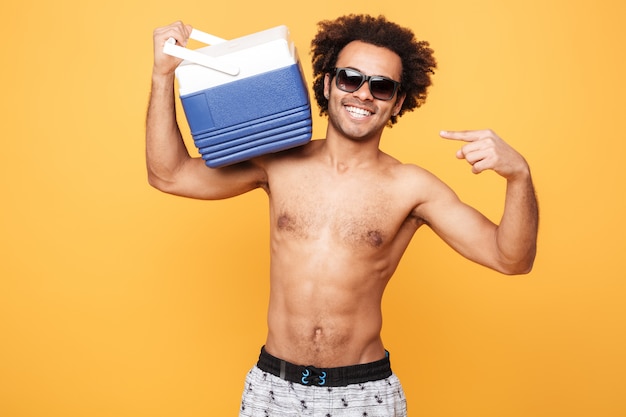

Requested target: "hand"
[
  {"left": 152, "top": 21, "right": 193, "bottom": 77},
  {"left": 439, "top": 129, "right": 529, "bottom": 180}
]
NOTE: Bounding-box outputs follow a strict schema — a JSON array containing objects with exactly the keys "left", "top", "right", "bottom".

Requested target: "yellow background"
[{"left": 1, "top": 0, "right": 625, "bottom": 416}]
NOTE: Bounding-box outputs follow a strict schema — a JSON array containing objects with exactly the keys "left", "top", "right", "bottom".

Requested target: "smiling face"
[{"left": 324, "top": 41, "right": 405, "bottom": 143}]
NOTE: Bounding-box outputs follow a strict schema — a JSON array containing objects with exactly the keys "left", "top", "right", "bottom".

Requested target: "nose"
[{"left": 353, "top": 80, "right": 374, "bottom": 101}]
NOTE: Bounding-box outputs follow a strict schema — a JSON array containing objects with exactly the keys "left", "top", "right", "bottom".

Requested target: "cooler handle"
[{"left": 163, "top": 29, "right": 240, "bottom": 76}]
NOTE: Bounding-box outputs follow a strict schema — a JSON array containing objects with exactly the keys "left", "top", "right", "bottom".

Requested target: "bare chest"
[{"left": 271, "top": 177, "right": 404, "bottom": 248}]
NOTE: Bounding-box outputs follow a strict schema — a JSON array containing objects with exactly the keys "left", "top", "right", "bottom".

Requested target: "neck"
[{"left": 321, "top": 131, "right": 383, "bottom": 171}]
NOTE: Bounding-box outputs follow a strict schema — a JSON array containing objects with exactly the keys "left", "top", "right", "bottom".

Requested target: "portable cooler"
[{"left": 163, "top": 25, "right": 312, "bottom": 168}]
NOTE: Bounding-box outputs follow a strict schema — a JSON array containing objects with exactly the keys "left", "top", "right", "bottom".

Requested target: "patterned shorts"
[{"left": 239, "top": 349, "right": 407, "bottom": 417}]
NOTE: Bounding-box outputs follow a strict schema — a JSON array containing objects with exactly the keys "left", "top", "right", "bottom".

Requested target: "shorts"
[{"left": 239, "top": 347, "right": 407, "bottom": 417}]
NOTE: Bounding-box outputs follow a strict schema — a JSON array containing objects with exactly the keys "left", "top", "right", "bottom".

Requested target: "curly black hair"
[{"left": 311, "top": 14, "right": 437, "bottom": 125}]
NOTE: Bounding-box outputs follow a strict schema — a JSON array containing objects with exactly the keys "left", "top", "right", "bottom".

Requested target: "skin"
[{"left": 147, "top": 22, "right": 538, "bottom": 368}]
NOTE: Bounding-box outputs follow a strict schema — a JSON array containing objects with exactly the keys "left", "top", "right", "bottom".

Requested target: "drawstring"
[{"left": 301, "top": 367, "right": 327, "bottom": 386}]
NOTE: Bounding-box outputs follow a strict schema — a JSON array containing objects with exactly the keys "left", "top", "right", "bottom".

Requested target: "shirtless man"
[{"left": 147, "top": 14, "right": 538, "bottom": 417}]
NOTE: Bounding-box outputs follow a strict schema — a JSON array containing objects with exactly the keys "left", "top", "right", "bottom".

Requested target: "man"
[{"left": 147, "top": 14, "right": 538, "bottom": 417}]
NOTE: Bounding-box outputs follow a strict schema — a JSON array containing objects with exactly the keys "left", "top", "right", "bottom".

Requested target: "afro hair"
[{"left": 310, "top": 14, "right": 437, "bottom": 125}]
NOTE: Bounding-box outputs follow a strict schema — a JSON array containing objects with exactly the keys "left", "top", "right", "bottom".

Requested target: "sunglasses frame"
[{"left": 332, "top": 67, "right": 401, "bottom": 101}]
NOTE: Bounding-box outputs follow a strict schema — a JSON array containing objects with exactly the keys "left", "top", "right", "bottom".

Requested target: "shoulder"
[
  {"left": 382, "top": 159, "right": 462, "bottom": 217},
  {"left": 384, "top": 158, "right": 446, "bottom": 190},
  {"left": 260, "top": 139, "right": 322, "bottom": 162},
  {"left": 256, "top": 140, "right": 325, "bottom": 174}
]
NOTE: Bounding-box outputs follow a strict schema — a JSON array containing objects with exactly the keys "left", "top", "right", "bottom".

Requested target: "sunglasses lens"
[
  {"left": 370, "top": 79, "right": 396, "bottom": 100},
  {"left": 334, "top": 68, "right": 399, "bottom": 100},
  {"left": 336, "top": 69, "right": 364, "bottom": 92}
]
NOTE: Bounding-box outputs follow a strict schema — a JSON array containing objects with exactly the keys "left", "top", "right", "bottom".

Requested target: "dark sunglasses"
[{"left": 332, "top": 67, "right": 401, "bottom": 101}]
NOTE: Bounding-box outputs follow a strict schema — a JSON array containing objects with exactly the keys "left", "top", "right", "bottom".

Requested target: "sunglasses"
[{"left": 332, "top": 67, "right": 401, "bottom": 101}]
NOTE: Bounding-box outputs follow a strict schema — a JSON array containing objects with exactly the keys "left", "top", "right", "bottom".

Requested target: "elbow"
[
  {"left": 147, "top": 167, "right": 164, "bottom": 190},
  {"left": 496, "top": 250, "right": 537, "bottom": 276},
  {"left": 147, "top": 173, "right": 165, "bottom": 191},
  {"left": 146, "top": 165, "right": 178, "bottom": 194},
  {"left": 500, "top": 262, "right": 534, "bottom": 276}
]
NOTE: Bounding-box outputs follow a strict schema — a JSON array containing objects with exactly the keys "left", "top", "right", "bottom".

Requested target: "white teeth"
[{"left": 345, "top": 106, "right": 372, "bottom": 118}]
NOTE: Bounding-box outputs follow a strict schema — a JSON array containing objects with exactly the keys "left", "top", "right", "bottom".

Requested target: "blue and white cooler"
[{"left": 163, "top": 26, "right": 312, "bottom": 168}]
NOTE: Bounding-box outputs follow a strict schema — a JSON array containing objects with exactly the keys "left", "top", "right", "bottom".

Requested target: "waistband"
[{"left": 256, "top": 346, "right": 393, "bottom": 387}]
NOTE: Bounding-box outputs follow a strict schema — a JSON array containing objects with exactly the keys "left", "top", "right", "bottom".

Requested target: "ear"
[
  {"left": 323, "top": 73, "right": 331, "bottom": 99},
  {"left": 392, "top": 92, "right": 406, "bottom": 116}
]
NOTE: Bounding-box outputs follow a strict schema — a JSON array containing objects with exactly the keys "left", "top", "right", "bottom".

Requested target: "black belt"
[{"left": 256, "top": 346, "right": 393, "bottom": 387}]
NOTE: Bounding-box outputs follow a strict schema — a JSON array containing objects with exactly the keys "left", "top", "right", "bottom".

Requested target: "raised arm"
[
  {"left": 417, "top": 129, "right": 538, "bottom": 275},
  {"left": 146, "top": 21, "right": 266, "bottom": 200}
]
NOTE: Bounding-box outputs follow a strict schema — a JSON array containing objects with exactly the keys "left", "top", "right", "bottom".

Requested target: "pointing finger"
[
  {"left": 440, "top": 130, "right": 479, "bottom": 142},
  {"left": 440, "top": 129, "right": 497, "bottom": 143}
]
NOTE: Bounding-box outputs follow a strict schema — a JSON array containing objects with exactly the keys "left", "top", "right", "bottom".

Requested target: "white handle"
[
  {"left": 188, "top": 28, "right": 227, "bottom": 46},
  {"left": 163, "top": 29, "right": 240, "bottom": 76}
]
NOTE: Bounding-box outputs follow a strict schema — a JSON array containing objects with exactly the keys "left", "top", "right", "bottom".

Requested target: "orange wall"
[{"left": 1, "top": 0, "right": 625, "bottom": 416}]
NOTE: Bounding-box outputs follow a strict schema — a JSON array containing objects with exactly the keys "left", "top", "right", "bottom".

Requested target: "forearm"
[
  {"left": 495, "top": 170, "right": 539, "bottom": 274},
  {"left": 145, "top": 72, "right": 191, "bottom": 187}
]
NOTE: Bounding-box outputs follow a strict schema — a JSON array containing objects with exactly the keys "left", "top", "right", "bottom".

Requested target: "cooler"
[{"left": 163, "top": 25, "right": 312, "bottom": 168}]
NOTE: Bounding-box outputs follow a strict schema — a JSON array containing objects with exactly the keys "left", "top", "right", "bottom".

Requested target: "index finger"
[{"left": 439, "top": 129, "right": 489, "bottom": 142}]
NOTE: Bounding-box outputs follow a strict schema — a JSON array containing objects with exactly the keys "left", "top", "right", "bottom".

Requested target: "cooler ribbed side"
[{"left": 179, "top": 62, "right": 312, "bottom": 168}]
